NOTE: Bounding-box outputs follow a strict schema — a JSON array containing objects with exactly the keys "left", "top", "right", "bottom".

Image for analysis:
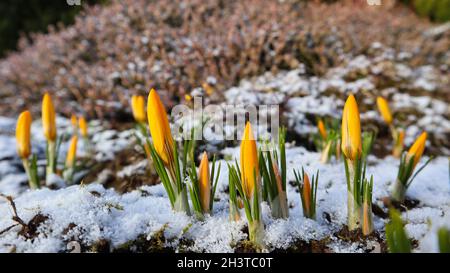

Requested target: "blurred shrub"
[
  {"left": 402, "top": 0, "right": 450, "bottom": 22},
  {"left": 0, "top": 0, "right": 447, "bottom": 120},
  {"left": 0, "top": 0, "right": 105, "bottom": 57}
]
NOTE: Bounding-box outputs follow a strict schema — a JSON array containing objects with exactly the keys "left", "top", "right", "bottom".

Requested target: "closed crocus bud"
[
  {"left": 16, "top": 111, "right": 32, "bottom": 159},
  {"left": 341, "top": 94, "right": 362, "bottom": 161},
  {"left": 198, "top": 152, "right": 211, "bottom": 212},
  {"left": 240, "top": 122, "right": 259, "bottom": 198},
  {"left": 376, "top": 97, "right": 393, "bottom": 125},
  {"left": 78, "top": 116, "right": 88, "bottom": 138},
  {"left": 71, "top": 114, "right": 78, "bottom": 132},
  {"left": 406, "top": 132, "right": 427, "bottom": 170},
  {"left": 131, "top": 95, "right": 146, "bottom": 123},
  {"left": 147, "top": 89, "right": 174, "bottom": 165},
  {"left": 302, "top": 172, "right": 311, "bottom": 216},
  {"left": 42, "top": 93, "right": 57, "bottom": 142},
  {"left": 66, "top": 135, "right": 78, "bottom": 168},
  {"left": 318, "top": 119, "right": 327, "bottom": 140}
]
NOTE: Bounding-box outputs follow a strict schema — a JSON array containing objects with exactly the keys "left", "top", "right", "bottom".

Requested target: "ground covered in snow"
[{"left": 0, "top": 82, "right": 449, "bottom": 253}]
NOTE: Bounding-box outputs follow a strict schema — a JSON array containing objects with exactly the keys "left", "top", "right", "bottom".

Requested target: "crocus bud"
[
  {"left": 42, "top": 93, "right": 57, "bottom": 142},
  {"left": 240, "top": 122, "right": 259, "bottom": 198},
  {"left": 198, "top": 152, "right": 211, "bottom": 212},
  {"left": 302, "top": 172, "right": 311, "bottom": 216},
  {"left": 406, "top": 132, "right": 427, "bottom": 170},
  {"left": 71, "top": 114, "right": 78, "bottom": 132},
  {"left": 78, "top": 116, "right": 88, "bottom": 138},
  {"left": 318, "top": 120, "right": 327, "bottom": 140},
  {"left": 341, "top": 94, "right": 362, "bottom": 161},
  {"left": 16, "top": 111, "right": 32, "bottom": 159},
  {"left": 66, "top": 135, "right": 78, "bottom": 168},
  {"left": 376, "top": 96, "right": 393, "bottom": 125},
  {"left": 147, "top": 89, "right": 174, "bottom": 165},
  {"left": 131, "top": 95, "right": 146, "bottom": 123}
]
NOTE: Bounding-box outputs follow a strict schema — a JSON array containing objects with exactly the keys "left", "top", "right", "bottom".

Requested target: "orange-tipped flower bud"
[
  {"left": 318, "top": 119, "right": 327, "bottom": 140},
  {"left": 341, "top": 94, "right": 362, "bottom": 161},
  {"left": 240, "top": 122, "right": 259, "bottom": 198},
  {"left": 376, "top": 96, "right": 393, "bottom": 125},
  {"left": 71, "top": 114, "right": 78, "bottom": 132},
  {"left": 66, "top": 135, "right": 78, "bottom": 168},
  {"left": 16, "top": 111, "right": 32, "bottom": 159},
  {"left": 302, "top": 172, "right": 311, "bottom": 216},
  {"left": 407, "top": 132, "right": 427, "bottom": 170},
  {"left": 78, "top": 116, "right": 88, "bottom": 138},
  {"left": 131, "top": 95, "right": 146, "bottom": 123},
  {"left": 42, "top": 93, "right": 57, "bottom": 141},
  {"left": 147, "top": 89, "right": 174, "bottom": 165},
  {"left": 198, "top": 152, "right": 211, "bottom": 212}
]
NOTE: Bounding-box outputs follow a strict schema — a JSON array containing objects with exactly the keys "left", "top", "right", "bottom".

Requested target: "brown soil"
[{"left": 82, "top": 147, "right": 160, "bottom": 193}]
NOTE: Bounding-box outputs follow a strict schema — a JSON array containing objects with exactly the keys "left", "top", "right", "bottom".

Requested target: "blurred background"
[{"left": 0, "top": 0, "right": 448, "bottom": 154}]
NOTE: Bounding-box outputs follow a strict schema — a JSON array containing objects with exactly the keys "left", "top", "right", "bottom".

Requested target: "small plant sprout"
[
  {"left": 438, "top": 227, "right": 450, "bottom": 253},
  {"left": 16, "top": 111, "right": 40, "bottom": 189},
  {"left": 42, "top": 93, "right": 58, "bottom": 184},
  {"left": 63, "top": 135, "right": 78, "bottom": 184},
  {"left": 228, "top": 122, "right": 264, "bottom": 248},
  {"left": 146, "top": 89, "right": 190, "bottom": 215},
  {"left": 391, "top": 132, "right": 432, "bottom": 203},
  {"left": 314, "top": 118, "right": 341, "bottom": 163},
  {"left": 293, "top": 168, "right": 318, "bottom": 220},
  {"left": 376, "top": 96, "right": 404, "bottom": 158},
  {"left": 188, "top": 151, "right": 221, "bottom": 219},
  {"left": 259, "top": 127, "right": 289, "bottom": 219},
  {"left": 361, "top": 175, "right": 374, "bottom": 236},
  {"left": 386, "top": 209, "right": 412, "bottom": 253}
]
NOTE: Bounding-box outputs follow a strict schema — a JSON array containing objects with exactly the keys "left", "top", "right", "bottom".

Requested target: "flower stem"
[
  {"left": 391, "top": 179, "right": 406, "bottom": 203},
  {"left": 46, "top": 140, "right": 56, "bottom": 184},
  {"left": 248, "top": 219, "right": 264, "bottom": 249},
  {"left": 347, "top": 160, "right": 361, "bottom": 230},
  {"left": 22, "top": 158, "right": 40, "bottom": 189}
]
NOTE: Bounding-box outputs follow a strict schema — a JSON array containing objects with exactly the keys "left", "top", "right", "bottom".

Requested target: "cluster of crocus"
[
  {"left": 16, "top": 111, "right": 39, "bottom": 189},
  {"left": 259, "top": 127, "right": 289, "bottom": 219},
  {"left": 293, "top": 168, "right": 318, "bottom": 219},
  {"left": 228, "top": 122, "right": 264, "bottom": 248},
  {"left": 391, "top": 132, "right": 431, "bottom": 203},
  {"left": 15, "top": 93, "right": 88, "bottom": 189},
  {"left": 315, "top": 119, "right": 341, "bottom": 163},
  {"left": 376, "top": 97, "right": 404, "bottom": 158},
  {"left": 341, "top": 94, "right": 375, "bottom": 232}
]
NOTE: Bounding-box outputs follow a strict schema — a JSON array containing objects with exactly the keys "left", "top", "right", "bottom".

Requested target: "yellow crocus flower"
[
  {"left": 240, "top": 122, "right": 259, "bottom": 198},
  {"left": 341, "top": 94, "right": 362, "bottom": 161},
  {"left": 376, "top": 96, "right": 393, "bottom": 125},
  {"left": 16, "top": 111, "right": 32, "bottom": 159},
  {"left": 131, "top": 95, "right": 146, "bottom": 123},
  {"left": 78, "top": 116, "right": 88, "bottom": 138},
  {"left": 198, "top": 151, "right": 210, "bottom": 212},
  {"left": 406, "top": 132, "right": 427, "bottom": 170},
  {"left": 147, "top": 89, "right": 174, "bottom": 165},
  {"left": 42, "top": 93, "right": 57, "bottom": 142},
  {"left": 66, "top": 135, "right": 78, "bottom": 168},
  {"left": 318, "top": 119, "right": 327, "bottom": 140}
]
